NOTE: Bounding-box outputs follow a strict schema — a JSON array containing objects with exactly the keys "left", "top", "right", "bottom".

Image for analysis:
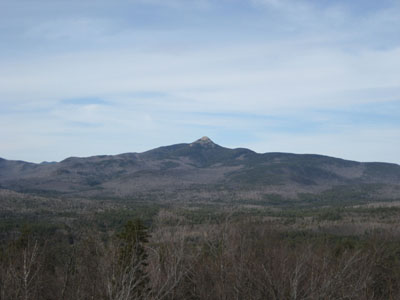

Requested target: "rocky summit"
[{"left": 190, "top": 136, "right": 217, "bottom": 148}]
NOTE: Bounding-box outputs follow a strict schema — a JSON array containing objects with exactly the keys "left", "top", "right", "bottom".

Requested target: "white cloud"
[{"left": 2, "top": 42, "right": 398, "bottom": 112}]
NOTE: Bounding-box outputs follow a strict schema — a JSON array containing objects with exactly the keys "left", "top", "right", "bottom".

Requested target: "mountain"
[{"left": 1, "top": 137, "right": 400, "bottom": 205}]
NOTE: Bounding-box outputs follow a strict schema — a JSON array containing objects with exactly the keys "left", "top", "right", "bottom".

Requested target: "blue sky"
[{"left": 0, "top": 0, "right": 400, "bottom": 163}]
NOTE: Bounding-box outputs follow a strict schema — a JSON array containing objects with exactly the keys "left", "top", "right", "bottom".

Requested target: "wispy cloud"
[{"left": 61, "top": 98, "right": 109, "bottom": 106}]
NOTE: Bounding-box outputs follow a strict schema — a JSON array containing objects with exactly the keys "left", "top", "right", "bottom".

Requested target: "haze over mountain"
[{"left": 1, "top": 137, "right": 399, "bottom": 204}]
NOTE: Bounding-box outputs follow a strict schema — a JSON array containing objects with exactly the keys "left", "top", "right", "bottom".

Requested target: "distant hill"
[{"left": 1, "top": 137, "right": 400, "bottom": 205}]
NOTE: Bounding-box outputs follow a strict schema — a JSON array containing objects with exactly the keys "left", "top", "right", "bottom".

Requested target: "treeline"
[{"left": 1, "top": 219, "right": 400, "bottom": 299}]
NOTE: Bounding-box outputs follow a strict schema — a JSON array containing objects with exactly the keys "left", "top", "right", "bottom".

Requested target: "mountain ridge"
[
  {"left": 1, "top": 136, "right": 398, "bottom": 166},
  {"left": 0, "top": 137, "right": 399, "bottom": 204}
]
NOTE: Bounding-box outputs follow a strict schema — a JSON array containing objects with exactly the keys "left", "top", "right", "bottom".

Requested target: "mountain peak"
[{"left": 190, "top": 136, "right": 216, "bottom": 148}]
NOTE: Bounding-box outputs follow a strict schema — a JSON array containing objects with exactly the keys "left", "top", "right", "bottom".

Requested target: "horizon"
[
  {"left": 1, "top": 0, "right": 399, "bottom": 164},
  {"left": 1, "top": 135, "right": 399, "bottom": 166}
]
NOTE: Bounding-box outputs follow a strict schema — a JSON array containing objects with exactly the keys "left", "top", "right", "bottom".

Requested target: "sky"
[{"left": 0, "top": 0, "right": 399, "bottom": 164}]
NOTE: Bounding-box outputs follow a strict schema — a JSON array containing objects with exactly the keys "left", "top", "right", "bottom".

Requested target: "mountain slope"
[{"left": 0, "top": 137, "right": 399, "bottom": 203}]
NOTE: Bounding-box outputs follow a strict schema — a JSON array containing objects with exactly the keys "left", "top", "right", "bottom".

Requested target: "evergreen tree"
[{"left": 114, "top": 219, "right": 151, "bottom": 299}]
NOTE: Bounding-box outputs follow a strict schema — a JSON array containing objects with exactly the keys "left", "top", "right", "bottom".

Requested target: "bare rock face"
[{"left": 190, "top": 136, "right": 216, "bottom": 148}]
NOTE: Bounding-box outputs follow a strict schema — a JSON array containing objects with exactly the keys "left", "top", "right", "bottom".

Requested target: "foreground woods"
[{"left": 2, "top": 214, "right": 400, "bottom": 300}]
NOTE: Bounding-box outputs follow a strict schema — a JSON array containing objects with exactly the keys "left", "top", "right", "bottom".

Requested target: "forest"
[{"left": 2, "top": 199, "right": 400, "bottom": 300}]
